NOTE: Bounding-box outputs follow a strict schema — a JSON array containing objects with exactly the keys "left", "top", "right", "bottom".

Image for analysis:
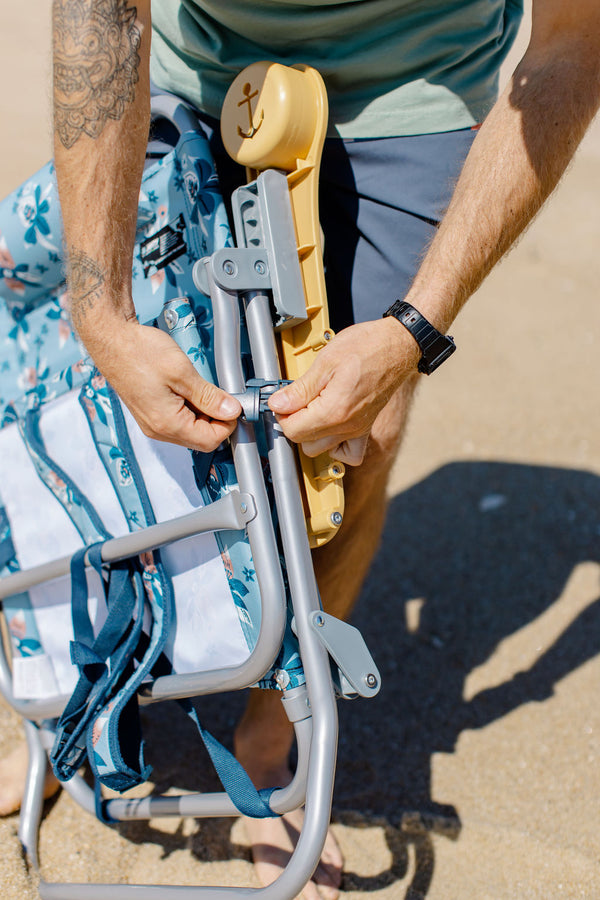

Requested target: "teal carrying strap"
[
  {"left": 50, "top": 543, "right": 147, "bottom": 784},
  {"left": 179, "top": 700, "right": 277, "bottom": 818},
  {"left": 19, "top": 427, "right": 280, "bottom": 815}
]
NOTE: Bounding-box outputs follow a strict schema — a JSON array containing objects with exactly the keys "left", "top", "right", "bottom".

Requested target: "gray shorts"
[
  {"left": 167, "top": 107, "right": 477, "bottom": 332},
  {"left": 318, "top": 130, "right": 477, "bottom": 331}
]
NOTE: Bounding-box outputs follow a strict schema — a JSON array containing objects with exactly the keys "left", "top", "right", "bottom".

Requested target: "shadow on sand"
[
  {"left": 121, "top": 460, "right": 599, "bottom": 898},
  {"left": 332, "top": 459, "right": 600, "bottom": 895}
]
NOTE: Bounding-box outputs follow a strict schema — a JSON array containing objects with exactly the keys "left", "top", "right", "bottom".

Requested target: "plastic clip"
[{"left": 233, "top": 378, "right": 292, "bottom": 423}]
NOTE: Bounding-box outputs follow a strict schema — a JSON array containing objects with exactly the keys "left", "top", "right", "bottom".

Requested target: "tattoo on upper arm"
[
  {"left": 67, "top": 247, "right": 105, "bottom": 330},
  {"left": 53, "top": 0, "right": 141, "bottom": 149}
]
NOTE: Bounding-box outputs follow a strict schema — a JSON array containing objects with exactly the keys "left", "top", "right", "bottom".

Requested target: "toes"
[
  {"left": 309, "top": 851, "right": 342, "bottom": 899},
  {"left": 244, "top": 810, "right": 343, "bottom": 899},
  {"left": 320, "top": 828, "right": 344, "bottom": 872},
  {"left": 300, "top": 873, "right": 340, "bottom": 900}
]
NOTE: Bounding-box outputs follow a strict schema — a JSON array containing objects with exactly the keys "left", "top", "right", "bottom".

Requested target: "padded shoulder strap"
[{"left": 51, "top": 544, "right": 146, "bottom": 782}]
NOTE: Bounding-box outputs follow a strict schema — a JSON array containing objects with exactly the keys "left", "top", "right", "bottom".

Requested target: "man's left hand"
[{"left": 268, "top": 318, "right": 420, "bottom": 465}]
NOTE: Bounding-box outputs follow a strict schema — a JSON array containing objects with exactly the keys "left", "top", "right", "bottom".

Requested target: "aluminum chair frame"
[{"left": 0, "top": 88, "right": 378, "bottom": 899}]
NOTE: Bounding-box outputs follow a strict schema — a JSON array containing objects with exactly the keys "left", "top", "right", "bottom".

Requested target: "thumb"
[
  {"left": 189, "top": 377, "right": 242, "bottom": 421},
  {"left": 269, "top": 368, "right": 327, "bottom": 415}
]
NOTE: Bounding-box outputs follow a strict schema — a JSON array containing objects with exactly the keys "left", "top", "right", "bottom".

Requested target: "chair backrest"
[{"left": 0, "top": 116, "right": 303, "bottom": 795}]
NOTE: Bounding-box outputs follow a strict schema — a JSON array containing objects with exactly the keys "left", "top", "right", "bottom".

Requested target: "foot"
[
  {"left": 0, "top": 743, "right": 60, "bottom": 816},
  {"left": 234, "top": 690, "right": 343, "bottom": 898},
  {"left": 242, "top": 801, "right": 343, "bottom": 900}
]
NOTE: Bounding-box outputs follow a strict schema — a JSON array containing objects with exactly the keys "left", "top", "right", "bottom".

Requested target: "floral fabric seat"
[{"left": 0, "top": 127, "right": 303, "bottom": 726}]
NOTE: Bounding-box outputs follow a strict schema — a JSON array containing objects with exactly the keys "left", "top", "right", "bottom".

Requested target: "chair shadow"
[
  {"left": 333, "top": 460, "right": 600, "bottom": 895},
  {"left": 116, "top": 460, "right": 600, "bottom": 898}
]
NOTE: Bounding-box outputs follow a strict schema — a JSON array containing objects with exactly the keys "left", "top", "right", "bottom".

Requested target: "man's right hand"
[
  {"left": 52, "top": 0, "right": 242, "bottom": 453},
  {"left": 53, "top": 0, "right": 238, "bottom": 450},
  {"left": 85, "top": 318, "right": 242, "bottom": 452}
]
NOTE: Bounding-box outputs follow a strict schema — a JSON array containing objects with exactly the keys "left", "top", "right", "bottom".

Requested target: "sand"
[{"left": 1, "top": 3, "right": 599, "bottom": 898}]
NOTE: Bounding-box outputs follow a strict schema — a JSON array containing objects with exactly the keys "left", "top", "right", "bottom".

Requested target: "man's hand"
[
  {"left": 268, "top": 318, "right": 421, "bottom": 465},
  {"left": 87, "top": 319, "right": 241, "bottom": 452}
]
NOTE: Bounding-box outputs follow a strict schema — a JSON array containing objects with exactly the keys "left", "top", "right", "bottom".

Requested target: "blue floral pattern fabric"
[{"left": 0, "top": 125, "right": 305, "bottom": 703}]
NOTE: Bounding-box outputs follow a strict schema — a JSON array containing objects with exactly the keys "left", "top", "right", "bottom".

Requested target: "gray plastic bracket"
[
  {"left": 231, "top": 378, "right": 292, "bottom": 423},
  {"left": 308, "top": 611, "right": 381, "bottom": 699},
  {"left": 208, "top": 247, "right": 273, "bottom": 293},
  {"left": 193, "top": 170, "right": 309, "bottom": 332},
  {"left": 231, "top": 170, "right": 308, "bottom": 329}
]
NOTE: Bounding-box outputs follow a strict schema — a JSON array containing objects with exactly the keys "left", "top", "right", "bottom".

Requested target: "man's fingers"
[
  {"left": 301, "top": 433, "right": 370, "bottom": 467},
  {"left": 332, "top": 435, "right": 370, "bottom": 466},
  {"left": 162, "top": 343, "right": 241, "bottom": 421},
  {"left": 94, "top": 324, "right": 241, "bottom": 452},
  {"left": 186, "top": 416, "right": 238, "bottom": 451},
  {"left": 300, "top": 434, "right": 342, "bottom": 458},
  {"left": 269, "top": 364, "right": 329, "bottom": 415},
  {"left": 183, "top": 370, "right": 242, "bottom": 421},
  {"left": 138, "top": 402, "right": 238, "bottom": 452}
]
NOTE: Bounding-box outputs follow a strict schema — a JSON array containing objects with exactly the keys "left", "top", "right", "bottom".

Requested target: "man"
[{"left": 2, "top": 1, "right": 599, "bottom": 897}]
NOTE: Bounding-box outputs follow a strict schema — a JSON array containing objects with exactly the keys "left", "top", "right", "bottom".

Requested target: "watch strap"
[{"left": 383, "top": 300, "right": 456, "bottom": 375}]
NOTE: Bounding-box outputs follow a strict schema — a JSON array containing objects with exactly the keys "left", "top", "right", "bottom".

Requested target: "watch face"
[{"left": 419, "top": 338, "right": 456, "bottom": 374}]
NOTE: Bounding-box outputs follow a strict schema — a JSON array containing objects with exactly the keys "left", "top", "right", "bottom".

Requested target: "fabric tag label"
[{"left": 12, "top": 653, "right": 60, "bottom": 700}]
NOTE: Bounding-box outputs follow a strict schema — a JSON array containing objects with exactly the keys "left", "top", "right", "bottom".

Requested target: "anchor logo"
[{"left": 237, "top": 82, "right": 264, "bottom": 139}]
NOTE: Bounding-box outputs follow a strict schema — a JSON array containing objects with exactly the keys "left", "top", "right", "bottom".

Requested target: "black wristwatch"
[{"left": 383, "top": 300, "right": 456, "bottom": 375}]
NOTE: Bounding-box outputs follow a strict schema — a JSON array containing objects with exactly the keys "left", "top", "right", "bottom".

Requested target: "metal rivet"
[
  {"left": 274, "top": 669, "right": 289, "bottom": 689},
  {"left": 314, "top": 614, "right": 325, "bottom": 627},
  {"left": 330, "top": 511, "right": 343, "bottom": 527},
  {"left": 365, "top": 673, "right": 378, "bottom": 689},
  {"left": 240, "top": 502, "right": 248, "bottom": 514},
  {"left": 323, "top": 331, "right": 332, "bottom": 341},
  {"left": 223, "top": 259, "right": 236, "bottom": 276},
  {"left": 254, "top": 260, "right": 267, "bottom": 276},
  {"left": 163, "top": 308, "right": 179, "bottom": 330}
]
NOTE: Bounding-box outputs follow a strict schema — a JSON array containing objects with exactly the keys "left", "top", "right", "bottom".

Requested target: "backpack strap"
[
  {"left": 73, "top": 380, "right": 177, "bottom": 792},
  {"left": 22, "top": 409, "right": 109, "bottom": 545},
  {"left": 183, "top": 700, "right": 278, "bottom": 818},
  {"left": 50, "top": 543, "right": 146, "bottom": 782}
]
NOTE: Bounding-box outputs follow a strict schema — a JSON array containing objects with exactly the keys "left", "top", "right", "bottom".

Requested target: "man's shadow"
[
  {"left": 333, "top": 460, "right": 600, "bottom": 895},
  {"left": 125, "top": 460, "right": 599, "bottom": 898}
]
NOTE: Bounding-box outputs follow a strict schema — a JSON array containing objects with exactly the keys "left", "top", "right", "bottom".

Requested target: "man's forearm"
[
  {"left": 51, "top": 0, "right": 242, "bottom": 451},
  {"left": 52, "top": 0, "right": 151, "bottom": 349},
  {"left": 406, "top": 32, "right": 600, "bottom": 333}
]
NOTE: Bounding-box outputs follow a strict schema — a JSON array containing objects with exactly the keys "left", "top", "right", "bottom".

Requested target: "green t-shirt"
[{"left": 150, "top": 0, "right": 523, "bottom": 138}]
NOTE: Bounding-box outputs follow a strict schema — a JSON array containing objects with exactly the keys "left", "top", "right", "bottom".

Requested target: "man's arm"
[
  {"left": 399, "top": 0, "right": 600, "bottom": 331},
  {"left": 269, "top": 0, "right": 600, "bottom": 464},
  {"left": 53, "top": 0, "right": 240, "bottom": 451}
]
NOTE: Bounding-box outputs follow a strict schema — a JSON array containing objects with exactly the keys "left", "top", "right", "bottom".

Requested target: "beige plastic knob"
[{"left": 221, "top": 61, "right": 322, "bottom": 171}]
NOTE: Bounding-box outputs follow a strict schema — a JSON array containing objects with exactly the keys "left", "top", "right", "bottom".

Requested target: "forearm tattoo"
[
  {"left": 53, "top": 0, "right": 141, "bottom": 149},
  {"left": 67, "top": 247, "right": 105, "bottom": 331}
]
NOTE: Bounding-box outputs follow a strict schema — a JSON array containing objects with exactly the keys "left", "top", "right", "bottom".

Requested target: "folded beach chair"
[{"left": 0, "top": 62, "right": 380, "bottom": 898}]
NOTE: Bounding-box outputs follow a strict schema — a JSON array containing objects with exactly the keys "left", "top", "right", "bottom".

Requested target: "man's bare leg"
[
  {"left": 235, "top": 377, "right": 419, "bottom": 897},
  {"left": 0, "top": 743, "right": 60, "bottom": 817}
]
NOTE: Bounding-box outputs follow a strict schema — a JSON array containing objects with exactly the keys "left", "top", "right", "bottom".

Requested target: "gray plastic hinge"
[
  {"left": 308, "top": 611, "right": 381, "bottom": 699},
  {"left": 231, "top": 171, "right": 308, "bottom": 329},
  {"left": 281, "top": 685, "right": 312, "bottom": 723},
  {"left": 207, "top": 247, "right": 273, "bottom": 293}
]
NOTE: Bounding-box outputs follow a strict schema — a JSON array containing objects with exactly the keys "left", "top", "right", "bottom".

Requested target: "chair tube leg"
[{"left": 19, "top": 719, "right": 48, "bottom": 870}]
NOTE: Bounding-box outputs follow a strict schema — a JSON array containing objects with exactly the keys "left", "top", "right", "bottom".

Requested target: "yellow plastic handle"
[{"left": 222, "top": 62, "right": 345, "bottom": 548}]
